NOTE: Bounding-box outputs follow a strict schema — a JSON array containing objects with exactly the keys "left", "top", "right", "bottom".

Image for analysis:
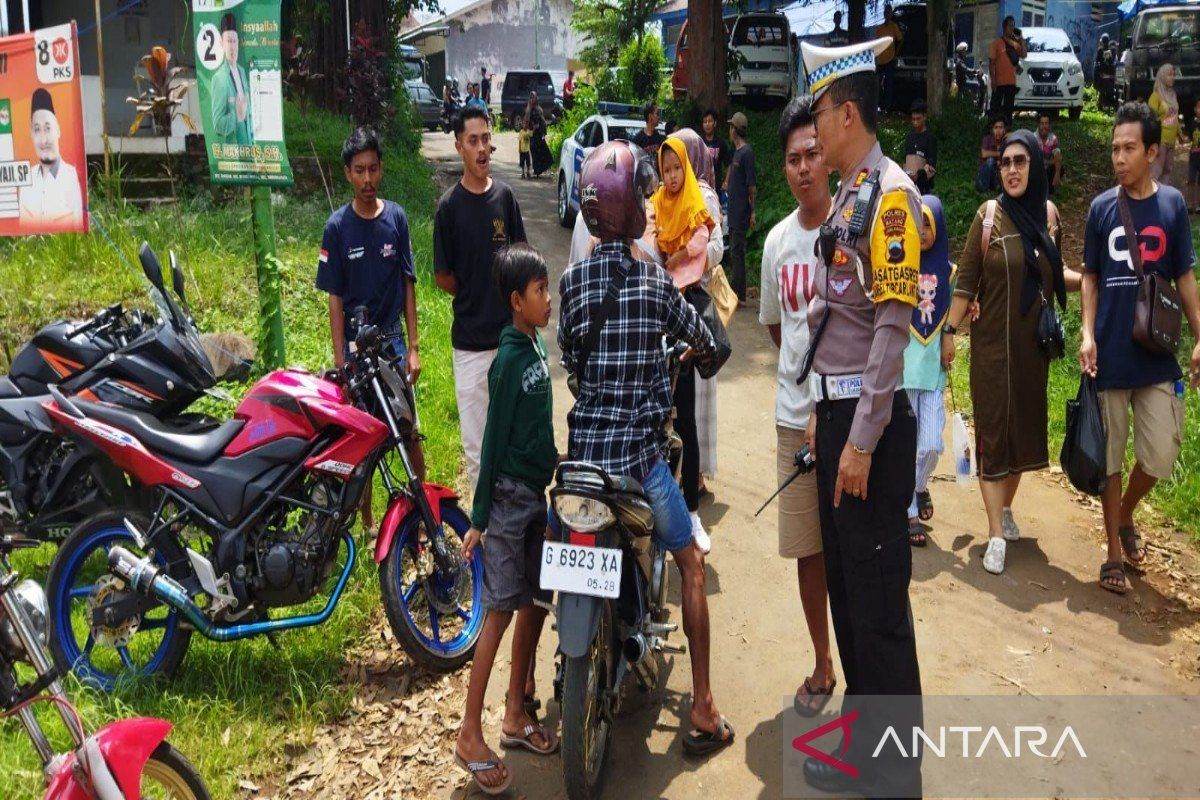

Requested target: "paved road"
[{"left": 422, "top": 130, "right": 1200, "bottom": 800}]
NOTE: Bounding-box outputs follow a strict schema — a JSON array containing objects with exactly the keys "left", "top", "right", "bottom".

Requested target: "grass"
[
  {"left": 743, "top": 95, "right": 1200, "bottom": 541},
  {"left": 0, "top": 101, "right": 459, "bottom": 799}
]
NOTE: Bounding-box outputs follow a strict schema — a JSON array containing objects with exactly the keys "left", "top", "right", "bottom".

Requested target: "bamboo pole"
[{"left": 94, "top": 0, "right": 111, "bottom": 181}]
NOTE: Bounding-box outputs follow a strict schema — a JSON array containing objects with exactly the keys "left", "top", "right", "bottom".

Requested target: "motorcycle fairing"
[
  {"left": 42, "top": 717, "right": 172, "bottom": 800},
  {"left": 373, "top": 483, "right": 458, "bottom": 563}
]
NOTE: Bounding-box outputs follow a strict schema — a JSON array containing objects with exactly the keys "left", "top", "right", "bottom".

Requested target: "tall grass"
[{"left": 0, "top": 102, "right": 458, "bottom": 799}]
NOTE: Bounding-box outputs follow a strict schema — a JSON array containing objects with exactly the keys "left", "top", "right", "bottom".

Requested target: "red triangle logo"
[{"left": 791, "top": 708, "right": 860, "bottom": 779}]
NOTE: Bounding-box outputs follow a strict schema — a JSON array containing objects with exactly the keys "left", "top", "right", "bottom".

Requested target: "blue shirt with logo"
[
  {"left": 315, "top": 201, "right": 416, "bottom": 342},
  {"left": 1083, "top": 185, "right": 1195, "bottom": 390}
]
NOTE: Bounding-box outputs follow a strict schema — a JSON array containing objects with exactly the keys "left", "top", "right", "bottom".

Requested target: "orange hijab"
[{"left": 651, "top": 137, "right": 714, "bottom": 256}]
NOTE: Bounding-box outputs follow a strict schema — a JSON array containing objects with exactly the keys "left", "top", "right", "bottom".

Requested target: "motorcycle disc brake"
[
  {"left": 87, "top": 575, "right": 141, "bottom": 648},
  {"left": 424, "top": 539, "right": 471, "bottom": 615}
]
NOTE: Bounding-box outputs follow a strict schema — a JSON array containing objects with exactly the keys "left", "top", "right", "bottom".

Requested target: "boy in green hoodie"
[{"left": 455, "top": 243, "right": 558, "bottom": 794}]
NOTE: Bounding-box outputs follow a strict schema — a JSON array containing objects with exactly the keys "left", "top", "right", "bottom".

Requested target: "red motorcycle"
[
  {"left": 43, "top": 312, "right": 485, "bottom": 690},
  {"left": 1, "top": 534, "right": 210, "bottom": 799}
]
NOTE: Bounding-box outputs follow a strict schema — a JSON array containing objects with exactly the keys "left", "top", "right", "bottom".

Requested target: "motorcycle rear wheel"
[
  {"left": 560, "top": 603, "right": 613, "bottom": 800},
  {"left": 139, "top": 741, "right": 212, "bottom": 799}
]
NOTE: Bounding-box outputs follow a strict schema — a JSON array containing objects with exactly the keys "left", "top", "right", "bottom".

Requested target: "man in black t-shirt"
[
  {"left": 903, "top": 99, "right": 938, "bottom": 194},
  {"left": 433, "top": 105, "right": 527, "bottom": 493},
  {"left": 701, "top": 107, "right": 732, "bottom": 194},
  {"left": 631, "top": 101, "right": 665, "bottom": 169},
  {"left": 725, "top": 111, "right": 756, "bottom": 303},
  {"left": 316, "top": 126, "right": 426, "bottom": 529}
]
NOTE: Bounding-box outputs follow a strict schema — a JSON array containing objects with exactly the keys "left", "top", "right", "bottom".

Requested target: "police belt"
[{"left": 816, "top": 373, "right": 864, "bottom": 401}]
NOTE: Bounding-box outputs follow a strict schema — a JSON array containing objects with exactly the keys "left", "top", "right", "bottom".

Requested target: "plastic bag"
[
  {"left": 951, "top": 411, "right": 975, "bottom": 486},
  {"left": 1060, "top": 375, "right": 1108, "bottom": 496}
]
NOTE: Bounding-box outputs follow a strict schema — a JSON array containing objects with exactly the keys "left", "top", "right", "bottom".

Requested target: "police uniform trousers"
[{"left": 816, "top": 391, "right": 923, "bottom": 798}]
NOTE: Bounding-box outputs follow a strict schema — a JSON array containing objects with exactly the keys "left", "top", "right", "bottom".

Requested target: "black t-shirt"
[
  {"left": 433, "top": 180, "right": 527, "bottom": 351},
  {"left": 701, "top": 133, "right": 732, "bottom": 189},
  {"left": 315, "top": 201, "right": 416, "bottom": 341},
  {"left": 905, "top": 129, "right": 937, "bottom": 166},
  {"left": 632, "top": 128, "right": 666, "bottom": 166},
  {"left": 727, "top": 144, "right": 756, "bottom": 229}
]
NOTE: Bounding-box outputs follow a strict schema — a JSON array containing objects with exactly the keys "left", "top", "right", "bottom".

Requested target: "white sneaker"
[
  {"left": 1001, "top": 508, "right": 1020, "bottom": 541},
  {"left": 690, "top": 512, "right": 712, "bottom": 555},
  {"left": 983, "top": 537, "right": 1007, "bottom": 574}
]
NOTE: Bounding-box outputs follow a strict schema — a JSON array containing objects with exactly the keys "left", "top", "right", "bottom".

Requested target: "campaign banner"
[
  {"left": 0, "top": 22, "right": 89, "bottom": 236},
  {"left": 193, "top": 0, "right": 293, "bottom": 186}
]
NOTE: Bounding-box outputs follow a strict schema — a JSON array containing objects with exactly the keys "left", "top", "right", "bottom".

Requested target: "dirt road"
[{"left": 280, "top": 131, "right": 1200, "bottom": 800}]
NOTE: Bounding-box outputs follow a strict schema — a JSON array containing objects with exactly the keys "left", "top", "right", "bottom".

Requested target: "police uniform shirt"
[{"left": 808, "top": 142, "right": 921, "bottom": 452}]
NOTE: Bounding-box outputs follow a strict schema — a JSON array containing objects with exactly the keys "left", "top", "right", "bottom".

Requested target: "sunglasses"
[
  {"left": 999, "top": 154, "right": 1029, "bottom": 171},
  {"left": 812, "top": 97, "right": 861, "bottom": 120}
]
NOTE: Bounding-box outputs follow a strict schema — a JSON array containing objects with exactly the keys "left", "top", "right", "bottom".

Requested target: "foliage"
[
  {"left": 126, "top": 46, "right": 194, "bottom": 137},
  {"left": 0, "top": 100, "right": 455, "bottom": 799},
  {"left": 338, "top": 21, "right": 395, "bottom": 133},
  {"left": 618, "top": 35, "right": 667, "bottom": 106},
  {"left": 571, "top": 0, "right": 669, "bottom": 76},
  {"left": 281, "top": 35, "right": 324, "bottom": 112},
  {"left": 548, "top": 83, "right": 600, "bottom": 162}
]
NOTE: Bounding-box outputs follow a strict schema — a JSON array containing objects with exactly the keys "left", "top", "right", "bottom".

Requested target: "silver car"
[{"left": 405, "top": 80, "right": 443, "bottom": 131}]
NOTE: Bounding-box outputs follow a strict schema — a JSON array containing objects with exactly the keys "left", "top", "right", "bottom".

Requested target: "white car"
[
  {"left": 557, "top": 108, "right": 662, "bottom": 228},
  {"left": 1013, "top": 27, "right": 1085, "bottom": 119},
  {"left": 728, "top": 12, "right": 796, "bottom": 103}
]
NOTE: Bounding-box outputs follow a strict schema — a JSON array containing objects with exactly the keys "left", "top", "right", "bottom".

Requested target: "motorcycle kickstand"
[{"left": 265, "top": 632, "right": 283, "bottom": 650}]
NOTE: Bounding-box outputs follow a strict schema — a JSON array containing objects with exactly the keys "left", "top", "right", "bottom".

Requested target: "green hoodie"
[{"left": 471, "top": 325, "right": 557, "bottom": 530}]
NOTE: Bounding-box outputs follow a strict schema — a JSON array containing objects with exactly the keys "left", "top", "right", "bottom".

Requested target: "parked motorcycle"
[
  {"left": 0, "top": 243, "right": 228, "bottom": 543},
  {"left": 441, "top": 79, "right": 464, "bottom": 133},
  {"left": 43, "top": 301, "right": 484, "bottom": 690},
  {"left": 1, "top": 533, "right": 211, "bottom": 799}
]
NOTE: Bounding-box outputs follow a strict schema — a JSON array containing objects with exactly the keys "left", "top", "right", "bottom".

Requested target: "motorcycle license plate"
[{"left": 540, "top": 541, "right": 622, "bottom": 598}]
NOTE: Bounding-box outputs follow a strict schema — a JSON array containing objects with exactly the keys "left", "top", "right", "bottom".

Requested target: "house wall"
[{"left": 445, "top": 0, "right": 579, "bottom": 94}]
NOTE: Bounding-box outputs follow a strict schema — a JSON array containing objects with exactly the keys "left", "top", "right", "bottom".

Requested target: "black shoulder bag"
[{"left": 568, "top": 255, "right": 630, "bottom": 397}]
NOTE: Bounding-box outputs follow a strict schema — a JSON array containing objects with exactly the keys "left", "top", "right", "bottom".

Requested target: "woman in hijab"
[
  {"left": 670, "top": 129, "right": 725, "bottom": 498},
  {"left": 1149, "top": 64, "right": 1181, "bottom": 184},
  {"left": 942, "top": 129, "right": 1081, "bottom": 575},
  {"left": 524, "top": 92, "right": 552, "bottom": 177}
]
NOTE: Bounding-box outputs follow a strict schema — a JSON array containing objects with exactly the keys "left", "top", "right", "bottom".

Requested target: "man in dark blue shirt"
[
  {"left": 1081, "top": 102, "right": 1200, "bottom": 594},
  {"left": 316, "top": 127, "right": 426, "bottom": 526}
]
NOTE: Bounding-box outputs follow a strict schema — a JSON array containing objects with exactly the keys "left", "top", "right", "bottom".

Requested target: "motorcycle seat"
[
  {"left": 75, "top": 400, "right": 245, "bottom": 464},
  {"left": 0, "top": 377, "right": 21, "bottom": 398}
]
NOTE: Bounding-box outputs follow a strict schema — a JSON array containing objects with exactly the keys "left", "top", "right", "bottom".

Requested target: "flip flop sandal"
[
  {"left": 1099, "top": 560, "right": 1128, "bottom": 595},
  {"left": 453, "top": 752, "right": 511, "bottom": 796},
  {"left": 793, "top": 677, "right": 837, "bottom": 718},
  {"left": 500, "top": 722, "right": 559, "bottom": 755},
  {"left": 683, "top": 716, "right": 736, "bottom": 757},
  {"left": 908, "top": 521, "right": 928, "bottom": 548},
  {"left": 1118, "top": 525, "right": 1146, "bottom": 565},
  {"left": 917, "top": 491, "right": 934, "bottom": 521}
]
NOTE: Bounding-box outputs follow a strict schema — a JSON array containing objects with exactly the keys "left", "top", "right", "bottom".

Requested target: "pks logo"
[{"left": 52, "top": 38, "right": 70, "bottom": 65}]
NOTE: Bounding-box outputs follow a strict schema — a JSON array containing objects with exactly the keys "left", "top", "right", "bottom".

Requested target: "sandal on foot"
[
  {"left": 454, "top": 752, "right": 511, "bottom": 796},
  {"left": 793, "top": 677, "right": 837, "bottom": 718},
  {"left": 1100, "top": 560, "right": 1128, "bottom": 595},
  {"left": 500, "top": 722, "right": 559, "bottom": 755},
  {"left": 1118, "top": 525, "right": 1146, "bottom": 565},
  {"left": 917, "top": 491, "right": 934, "bottom": 521},
  {"left": 908, "top": 521, "right": 928, "bottom": 548},
  {"left": 683, "top": 716, "right": 736, "bottom": 756}
]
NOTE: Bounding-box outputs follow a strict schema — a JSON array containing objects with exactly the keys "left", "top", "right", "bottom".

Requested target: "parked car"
[
  {"left": 671, "top": 17, "right": 734, "bottom": 99},
  {"left": 1013, "top": 27, "right": 1086, "bottom": 120},
  {"left": 501, "top": 69, "right": 563, "bottom": 129},
  {"left": 557, "top": 106, "right": 663, "bottom": 227},
  {"left": 728, "top": 12, "right": 795, "bottom": 104},
  {"left": 405, "top": 80, "right": 443, "bottom": 131},
  {"left": 1121, "top": 4, "right": 1200, "bottom": 112}
]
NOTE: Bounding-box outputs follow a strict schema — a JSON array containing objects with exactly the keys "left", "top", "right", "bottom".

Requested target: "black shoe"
[{"left": 803, "top": 755, "right": 862, "bottom": 794}]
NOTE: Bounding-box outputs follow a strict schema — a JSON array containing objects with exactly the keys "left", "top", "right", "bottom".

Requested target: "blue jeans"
[
  {"left": 975, "top": 158, "right": 998, "bottom": 193},
  {"left": 640, "top": 459, "right": 694, "bottom": 552}
]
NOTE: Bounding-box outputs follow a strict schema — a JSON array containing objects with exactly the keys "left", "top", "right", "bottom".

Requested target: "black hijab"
[{"left": 997, "top": 129, "right": 1066, "bottom": 314}]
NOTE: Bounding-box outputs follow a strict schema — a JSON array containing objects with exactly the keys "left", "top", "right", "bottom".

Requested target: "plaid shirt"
[{"left": 559, "top": 241, "right": 715, "bottom": 480}]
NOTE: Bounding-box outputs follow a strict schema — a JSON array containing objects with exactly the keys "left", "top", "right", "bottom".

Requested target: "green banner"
[{"left": 192, "top": 0, "right": 292, "bottom": 186}]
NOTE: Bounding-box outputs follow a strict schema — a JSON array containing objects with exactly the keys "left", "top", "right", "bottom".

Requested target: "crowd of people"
[{"left": 312, "top": 30, "right": 1200, "bottom": 796}]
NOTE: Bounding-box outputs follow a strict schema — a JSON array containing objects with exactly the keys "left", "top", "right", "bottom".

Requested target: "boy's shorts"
[
  {"left": 481, "top": 475, "right": 553, "bottom": 611},
  {"left": 1100, "top": 381, "right": 1185, "bottom": 481},
  {"left": 777, "top": 425, "right": 821, "bottom": 559},
  {"left": 1189, "top": 150, "right": 1200, "bottom": 184}
]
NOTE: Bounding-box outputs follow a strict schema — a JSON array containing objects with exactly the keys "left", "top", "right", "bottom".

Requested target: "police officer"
[{"left": 798, "top": 38, "right": 923, "bottom": 797}]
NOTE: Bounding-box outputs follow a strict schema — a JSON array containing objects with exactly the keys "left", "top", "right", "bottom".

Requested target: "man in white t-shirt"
[{"left": 758, "top": 95, "right": 836, "bottom": 716}]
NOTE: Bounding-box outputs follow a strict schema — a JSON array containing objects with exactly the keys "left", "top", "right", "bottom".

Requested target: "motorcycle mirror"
[
  {"left": 138, "top": 242, "right": 166, "bottom": 292},
  {"left": 169, "top": 250, "right": 189, "bottom": 309}
]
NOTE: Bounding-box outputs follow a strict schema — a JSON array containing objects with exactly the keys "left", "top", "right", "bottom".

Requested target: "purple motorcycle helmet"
[{"left": 580, "top": 140, "right": 657, "bottom": 242}]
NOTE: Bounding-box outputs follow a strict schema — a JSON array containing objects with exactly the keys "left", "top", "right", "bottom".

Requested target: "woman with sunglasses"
[{"left": 941, "top": 130, "right": 1081, "bottom": 575}]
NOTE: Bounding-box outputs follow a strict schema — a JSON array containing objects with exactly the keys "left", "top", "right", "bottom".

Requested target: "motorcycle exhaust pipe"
[
  {"left": 622, "top": 633, "right": 658, "bottom": 690},
  {"left": 108, "top": 546, "right": 212, "bottom": 634}
]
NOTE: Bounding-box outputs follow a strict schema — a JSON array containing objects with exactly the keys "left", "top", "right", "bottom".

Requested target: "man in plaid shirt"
[{"left": 557, "top": 140, "right": 733, "bottom": 756}]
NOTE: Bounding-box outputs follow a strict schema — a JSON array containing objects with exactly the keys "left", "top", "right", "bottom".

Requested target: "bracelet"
[{"left": 852, "top": 443, "right": 870, "bottom": 455}]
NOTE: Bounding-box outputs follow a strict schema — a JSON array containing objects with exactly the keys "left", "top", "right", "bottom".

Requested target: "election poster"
[
  {"left": 193, "top": 0, "right": 293, "bottom": 186},
  {"left": 0, "top": 22, "right": 88, "bottom": 236}
]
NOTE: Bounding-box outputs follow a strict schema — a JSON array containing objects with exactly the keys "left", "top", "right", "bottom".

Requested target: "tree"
[
  {"left": 925, "top": 0, "right": 951, "bottom": 114},
  {"left": 686, "top": 0, "right": 727, "bottom": 117},
  {"left": 572, "top": 0, "right": 669, "bottom": 77}
]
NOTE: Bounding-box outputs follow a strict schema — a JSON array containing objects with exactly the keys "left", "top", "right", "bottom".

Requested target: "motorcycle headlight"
[
  {"left": 553, "top": 493, "right": 616, "bottom": 532},
  {"left": 1068, "top": 62, "right": 1082, "bottom": 76},
  {"left": 0, "top": 580, "right": 49, "bottom": 659}
]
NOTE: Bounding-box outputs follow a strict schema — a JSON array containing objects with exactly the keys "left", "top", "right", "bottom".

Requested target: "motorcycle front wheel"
[
  {"left": 138, "top": 742, "right": 212, "bottom": 799},
  {"left": 379, "top": 500, "right": 486, "bottom": 672},
  {"left": 560, "top": 602, "right": 614, "bottom": 800}
]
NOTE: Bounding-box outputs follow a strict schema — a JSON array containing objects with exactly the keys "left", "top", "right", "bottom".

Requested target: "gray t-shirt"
[{"left": 727, "top": 144, "right": 756, "bottom": 230}]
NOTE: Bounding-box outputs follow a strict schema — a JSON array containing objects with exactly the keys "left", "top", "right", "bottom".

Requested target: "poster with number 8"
[{"left": 192, "top": 0, "right": 293, "bottom": 186}]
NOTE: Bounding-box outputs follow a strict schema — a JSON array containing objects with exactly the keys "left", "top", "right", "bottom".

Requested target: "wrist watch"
[{"left": 943, "top": 323, "right": 958, "bottom": 336}]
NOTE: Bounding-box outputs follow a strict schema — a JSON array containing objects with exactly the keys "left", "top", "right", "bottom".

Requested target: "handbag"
[
  {"left": 683, "top": 286, "right": 732, "bottom": 379},
  {"left": 706, "top": 265, "right": 738, "bottom": 329},
  {"left": 1117, "top": 188, "right": 1183, "bottom": 355},
  {"left": 1060, "top": 375, "right": 1108, "bottom": 496}
]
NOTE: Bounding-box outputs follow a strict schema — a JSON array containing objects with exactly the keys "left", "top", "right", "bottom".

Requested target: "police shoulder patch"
[{"left": 868, "top": 190, "right": 919, "bottom": 306}]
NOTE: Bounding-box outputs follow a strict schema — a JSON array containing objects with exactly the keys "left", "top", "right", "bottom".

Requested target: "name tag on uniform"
[{"left": 835, "top": 376, "right": 863, "bottom": 398}]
